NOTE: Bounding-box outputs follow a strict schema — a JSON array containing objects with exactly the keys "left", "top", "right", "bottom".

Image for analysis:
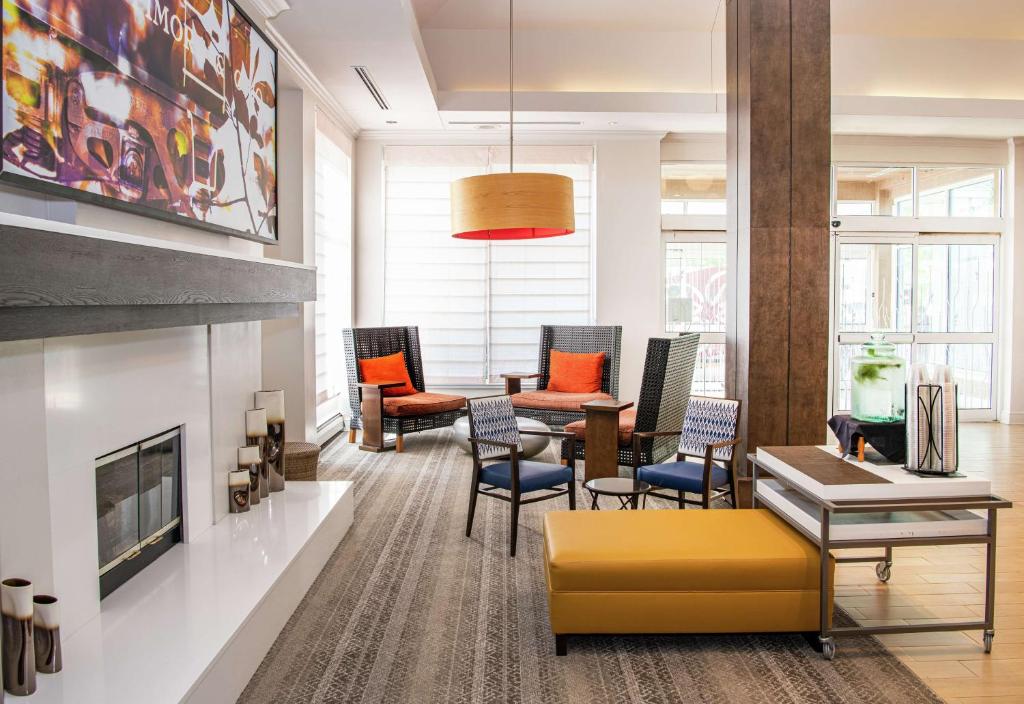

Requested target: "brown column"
[{"left": 727, "top": 0, "right": 831, "bottom": 500}]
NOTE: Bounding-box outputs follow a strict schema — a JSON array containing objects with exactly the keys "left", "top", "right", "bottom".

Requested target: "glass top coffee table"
[{"left": 583, "top": 477, "right": 652, "bottom": 510}]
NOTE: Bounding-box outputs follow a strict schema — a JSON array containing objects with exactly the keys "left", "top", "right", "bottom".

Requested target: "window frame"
[
  {"left": 831, "top": 162, "right": 1004, "bottom": 231},
  {"left": 830, "top": 230, "right": 1001, "bottom": 421},
  {"left": 662, "top": 230, "right": 728, "bottom": 397},
  {"left": 313, "top": 123, "right": 354, "bottom": 438}
]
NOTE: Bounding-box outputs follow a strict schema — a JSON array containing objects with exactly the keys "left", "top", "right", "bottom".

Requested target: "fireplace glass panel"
[
  {"left": 139, "top": 432, "right": 181, "bottom": 542},
  {"left": 95, "top": 448, "right": 140, "bottom": 570}
]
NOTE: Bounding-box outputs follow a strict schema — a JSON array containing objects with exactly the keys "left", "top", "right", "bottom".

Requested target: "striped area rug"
[{"left": 239, "top": 429, "right": 943, "bottom": 704}]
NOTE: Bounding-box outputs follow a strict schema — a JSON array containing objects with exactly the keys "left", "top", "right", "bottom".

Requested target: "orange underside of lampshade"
[{"left": 450, "top": 172, "right": 575, "bottom": 240}]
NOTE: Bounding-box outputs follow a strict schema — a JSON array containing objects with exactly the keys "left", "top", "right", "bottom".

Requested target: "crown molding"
[
  {"left": 237, "top": 0, "right": 361, "bottom": 138},
  {"left": 261, "top": 24, "right": 361, "bottom": 138},
  {"left": 358, "top": 129, "right": 666, "bottom": 142},
  {"left": 249, "top": 0, "right": 291, "bottom": 20}
]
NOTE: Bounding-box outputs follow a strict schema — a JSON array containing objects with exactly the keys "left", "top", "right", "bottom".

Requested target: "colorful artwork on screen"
[{"left": 1, "top": 0, "right": 277, "bottom": 240}]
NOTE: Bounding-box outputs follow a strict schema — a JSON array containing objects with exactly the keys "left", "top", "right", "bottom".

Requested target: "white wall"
[
  {"left": 354, "top": 132, "right": 667, "bottom": 402},
  {"left": 594, "top": 136, "right": 664, "bottom": 402},
  {"left": 1001, "top": 138, "right": 1024, "bottom": 424}
]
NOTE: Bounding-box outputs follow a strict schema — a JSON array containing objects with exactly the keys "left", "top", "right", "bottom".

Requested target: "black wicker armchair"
[
  {"left": 343, "top": 326, "right": 466, "bottom": 452},
  {"left": 561, "top": 333, "right": 700, "bottom": 474},
  {"left": 501, "top": 325, "right": 622, "bottom": 428}
]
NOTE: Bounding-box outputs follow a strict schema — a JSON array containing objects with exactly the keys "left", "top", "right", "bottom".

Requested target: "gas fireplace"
[{"left": 95, "top": 427, "right": 183, "bottom": 598}]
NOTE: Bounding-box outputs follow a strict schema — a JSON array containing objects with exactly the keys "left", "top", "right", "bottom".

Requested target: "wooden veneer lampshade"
[{"left": 451, "top": 172, "right": 575, "bottom": 240}]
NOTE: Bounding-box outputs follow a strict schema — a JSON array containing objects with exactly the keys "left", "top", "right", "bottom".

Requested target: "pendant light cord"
[{"left": 509, "top": 0, "right": 514, "bottom": 173}]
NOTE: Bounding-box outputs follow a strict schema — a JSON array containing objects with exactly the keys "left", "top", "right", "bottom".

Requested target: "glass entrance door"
[{"left": 833, "top": 233, "right": 999, "bottom": 421}]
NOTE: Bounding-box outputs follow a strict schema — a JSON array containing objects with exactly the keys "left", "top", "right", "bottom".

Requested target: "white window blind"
[
  {"left": 383, "top": 145, "right": 595, "bottom": 386},
  {"left": 314, "top": 124, "right": 353, "bottom": 428}
]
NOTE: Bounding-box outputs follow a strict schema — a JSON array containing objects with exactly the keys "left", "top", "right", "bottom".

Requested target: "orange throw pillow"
[
  {"left": 359, "top": 352, "right": 417, "bottom": 397},
  {"left": 547, "top": 349, "right": 605, "bottom": 393}
]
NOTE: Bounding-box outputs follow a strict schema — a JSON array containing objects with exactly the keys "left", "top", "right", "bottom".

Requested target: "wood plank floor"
[{"left": 834, "top": 422, "right": 1023, "bottom": 703}]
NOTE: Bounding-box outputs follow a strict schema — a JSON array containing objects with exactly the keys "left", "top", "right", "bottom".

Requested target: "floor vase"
[
  {"left": 32, "top": 595, "right": 61, "bottom": 675},
  {"left": 1, "top": 578, "right": 35, "bottom": 696}
]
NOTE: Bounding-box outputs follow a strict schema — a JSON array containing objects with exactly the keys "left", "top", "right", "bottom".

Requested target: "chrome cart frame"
[{"left": 749, "top": 452, "right": 1011, "bottom": 660}]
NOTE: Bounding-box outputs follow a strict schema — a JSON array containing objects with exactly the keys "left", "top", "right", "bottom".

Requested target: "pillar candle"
[
  {"left": 246, "top": 408, "right": 268, "bottom": 438},
  {"left": 255, "top": 390, "right": 285, "bottom": 424},
  {"left": 237, "top": 445, "right": 261, "bottom": 466}
]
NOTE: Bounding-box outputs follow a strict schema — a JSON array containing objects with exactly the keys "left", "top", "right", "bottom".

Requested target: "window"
[
  {"left": 663, "top": 232, "right": 727, "bottom": 397},
  {"left": 833, "top": 235, "right": 998, "bottom": 416},
  {"left": 661, "top": 163, "right": 726, "bottom": 216},
  {"left": 833, "top": 164, "right": 1002, "bottom": 219},
  {"left": 314, "top": 122, "right": 353, "bottom": 429},
  {"left": 834, "top": 166, "right": 913, "bottom": 216},
  {"left": 383, "top": 145, "right": 595, "bottom": 386},
  {"left": 918, "top": 167, "right": 1000, "bottom": 218}
]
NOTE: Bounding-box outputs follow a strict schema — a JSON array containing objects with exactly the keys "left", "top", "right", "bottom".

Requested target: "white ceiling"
[{"left": 267, "top": 0, "right": 1024, "bottom": 138}]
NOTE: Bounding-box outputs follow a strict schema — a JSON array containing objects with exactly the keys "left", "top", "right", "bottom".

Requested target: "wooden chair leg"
[
  {"left": 466, "top": 487, "right": 479, "bottom": 537},
  {"left": 567, "top": 480, "right": 576, "bottom": 510},
  {"left": 677, "top": 490, "right": 685, "bottom": 509},
  {"left": 348, "top": 428, "right": 357, "bottom": 444},
  {"left": 510, "top": 493, "right": 521, "bottom": 557},
  {"left": 395, "top": 434, "right": 405, "bottom": 453},
  {"left": 857, "top": 436, "right": 865, "bottom": 462}
]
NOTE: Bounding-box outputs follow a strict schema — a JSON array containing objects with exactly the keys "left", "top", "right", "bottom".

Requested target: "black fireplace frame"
[{"left": 96, "top": 428, "right": 183, "bottom": 599}]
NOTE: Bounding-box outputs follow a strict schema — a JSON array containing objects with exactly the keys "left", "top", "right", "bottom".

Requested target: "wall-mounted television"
[{"left": 1, "top": 0, "right": 278, "bottom": 242}]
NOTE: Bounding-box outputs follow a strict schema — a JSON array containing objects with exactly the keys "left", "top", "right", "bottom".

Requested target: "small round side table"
[{"left": 583, "top": 477, "right": 652, "bottom": 510}]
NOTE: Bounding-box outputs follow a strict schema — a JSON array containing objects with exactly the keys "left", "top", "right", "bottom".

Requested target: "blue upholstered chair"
[
  {"left": 635, "top": 397, "right": 742, "bottom": 509},
  {"left": 465, "top": 395, "right": 577, "bottom": 556}
]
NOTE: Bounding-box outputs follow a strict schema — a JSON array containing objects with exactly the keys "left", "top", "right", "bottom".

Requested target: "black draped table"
[{"left": 827, "top": 414, "right": 906, "bottom": 464}]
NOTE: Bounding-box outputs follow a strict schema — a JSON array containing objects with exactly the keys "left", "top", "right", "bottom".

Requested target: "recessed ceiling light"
[
  {"left": 386, "top": 120, "right": 397, "bottom": 125},
  {"left": 608, "top": 121, "right": 618, "bottom": 126}
]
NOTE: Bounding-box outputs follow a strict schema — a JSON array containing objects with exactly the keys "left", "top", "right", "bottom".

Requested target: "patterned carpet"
[{"left": 239, "top": 429, "right": 944, "bottom": 704}]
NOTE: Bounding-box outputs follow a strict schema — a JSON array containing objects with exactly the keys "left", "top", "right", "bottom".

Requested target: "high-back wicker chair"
[
  {"left": 502, "top": 325, "right": 623, "bottom": 427},
  {"left": 562, "top": 333, "right": 700, "bottom": 468},
  {"left": 343, "top": 326, "right": 466, "bottom": 452}
]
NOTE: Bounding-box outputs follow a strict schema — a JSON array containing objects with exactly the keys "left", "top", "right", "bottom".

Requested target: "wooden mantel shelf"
[{"left": 0, "top": 213, "right": 315, "bottom": 341}]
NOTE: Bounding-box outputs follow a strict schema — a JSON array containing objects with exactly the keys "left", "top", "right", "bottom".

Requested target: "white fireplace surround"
[{"left": 0, "top": 320, "right": 263, "bottom": 636}]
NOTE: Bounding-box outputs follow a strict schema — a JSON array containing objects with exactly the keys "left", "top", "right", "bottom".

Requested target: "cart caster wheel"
[
  {"left": 820, "top": 637, "right": 836, "bottom": 661},
  {"left": 875, "top": 562, "right": 892, "bottom": 583},
  {"left": 984, "top": 630, "right": 994, "bottom": 654}
]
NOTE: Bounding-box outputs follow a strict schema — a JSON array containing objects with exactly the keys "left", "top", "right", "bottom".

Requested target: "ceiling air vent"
[
  {"left": 447, "top": 120, "right": 583, "bottom": 127},
  {"left": 352, "top": 66, "right": 389, "bottom": 110}
]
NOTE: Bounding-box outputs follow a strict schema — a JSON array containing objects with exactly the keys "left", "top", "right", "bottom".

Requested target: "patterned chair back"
[
  {"left": 467, "top": 396, "right": 524, "bottom": 460},
  {"left": 678, "top": 396, "right": 741, "bottom": 461}
]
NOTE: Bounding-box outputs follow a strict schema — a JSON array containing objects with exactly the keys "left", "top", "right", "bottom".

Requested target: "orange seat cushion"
[
  {"left": 565, "top": 408, "right": 636, "bottom": 446},
  {"left": 510, "top": 390, "right": 613, "bottom": 412},
  {"left": 547, "top": 350, "right": 606, "bottom": 393},
  {"left": 359, "top": 352, "right": 417, "bottom": 396},
  {"left": 382, "top": 392, "right": 466, "bottom": 417}
]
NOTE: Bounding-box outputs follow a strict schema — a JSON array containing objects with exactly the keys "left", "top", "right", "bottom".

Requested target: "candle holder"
[
  {"left": 229, "top": 457, "right": 253, "bottom": 514},
  {"left": 255, "top": 390, "right": 286, "bottom": 492},
  {"left": 245, "top": 408, "right": 268, "bottom": 502},
  {"left": 32, "top": 595, "right": 61, "bottom": 675},
  {"left": 2, "top": 578, "right": 36, "bottom": 696}
]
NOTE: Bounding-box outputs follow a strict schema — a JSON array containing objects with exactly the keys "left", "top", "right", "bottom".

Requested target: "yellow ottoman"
[{"left": 542, "top": 508, "right": 834, "bottom": 655}]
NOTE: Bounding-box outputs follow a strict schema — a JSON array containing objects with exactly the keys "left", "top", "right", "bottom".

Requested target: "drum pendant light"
[{"left": 450, "top": 0, "right": 575, "bottom": 240}]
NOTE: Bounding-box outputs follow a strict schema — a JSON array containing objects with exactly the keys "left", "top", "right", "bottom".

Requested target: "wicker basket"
[{"left": 284, "top": 441, "right": 320, "bottom": 481}]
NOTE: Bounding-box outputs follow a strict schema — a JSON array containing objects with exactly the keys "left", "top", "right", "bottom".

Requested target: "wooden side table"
[{"left": 581, "top": 399, "right": 633, "bottom": 481}]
